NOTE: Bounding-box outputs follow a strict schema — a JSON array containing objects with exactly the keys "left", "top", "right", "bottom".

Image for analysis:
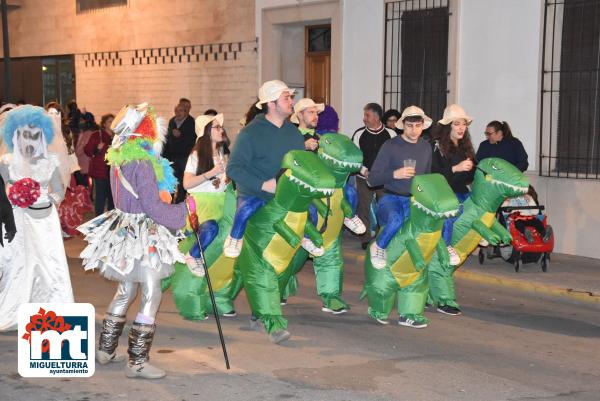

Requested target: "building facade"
[{"left": 2, "top": 0, "right": 599, "bottom": 258}]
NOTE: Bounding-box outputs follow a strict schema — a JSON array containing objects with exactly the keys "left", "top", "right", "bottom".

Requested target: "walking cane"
[{"left": 186, "top": 199, "right": 231, "bottom": 370}]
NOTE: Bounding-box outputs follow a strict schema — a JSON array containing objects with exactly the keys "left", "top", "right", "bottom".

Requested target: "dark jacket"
[
  {"left": 162, "top": 115, "right": 197, "bottom": 161},
  {"left": 84, "top": 130, "right": 112, "bottom": 180},
  {"left": 431, "top": 142, "right": 475, "bottom": 194},
  {"left": 476, "top": 137, "right": 529, "bottom": 172},
  {"left": 0, "top": 174, "right": 16, "bottom": 246}
]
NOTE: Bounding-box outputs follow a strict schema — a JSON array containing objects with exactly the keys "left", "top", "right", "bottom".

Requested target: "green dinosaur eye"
[
  {"left": 324, "top": 139, "right": 331, "bottom": 145},
  {"left": 417, "top": 185, "right": 423, "bottom": 192},
  {"left": 293, "top": 160, "right": 300, "bottom": 167},
  {"left": 491, "top": 163, "right": 499, "bottom": 170}
]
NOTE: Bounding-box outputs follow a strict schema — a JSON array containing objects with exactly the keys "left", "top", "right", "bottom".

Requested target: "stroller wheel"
[
  {"left": 478, "top": 250, "right": 485, "bottom": 264},
  {"left": 541, "top": 253, "right": 549, "bottom": 272}
]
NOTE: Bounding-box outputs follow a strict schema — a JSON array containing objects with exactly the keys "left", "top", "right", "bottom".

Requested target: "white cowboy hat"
[
  {"left": 290, "top": 98, "right": 325, "bottom": 124},
  {"left": 395, "top": 105, "right": 433, "bottom": 129},
  {"left": 255, "top": 80, "right": 296, "bottom": 109},
  {"left": 438, "top": 104, "right": 473, "bottom": 125},
  {"left": 195, "top": 113, "right": 224, "bottom": 137}
]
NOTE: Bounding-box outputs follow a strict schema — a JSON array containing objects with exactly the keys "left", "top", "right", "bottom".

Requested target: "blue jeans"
[
  {"left": 442, "top": 192, "right": 470, "bottom": 245},
  {"left": 375, "top": 194, "right": 411, "bottom": 249},
  {"left": 230, "top": 195, "right": 266, "bottom": 239}
]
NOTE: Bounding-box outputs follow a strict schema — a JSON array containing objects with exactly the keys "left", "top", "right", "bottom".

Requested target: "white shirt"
[{"left": 184, "top": 152, "right": 227, "bottom": 193}]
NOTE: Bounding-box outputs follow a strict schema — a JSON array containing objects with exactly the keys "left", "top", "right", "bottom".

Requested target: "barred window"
[
  {"left": 540, "top": 0, "right": 600, "bottom": 179},
  {"left": 383, "top": 0, "right": 450, "bottom": 122},
  {"left": 76, "top": 0, "right": 128, "bottom": 14}
]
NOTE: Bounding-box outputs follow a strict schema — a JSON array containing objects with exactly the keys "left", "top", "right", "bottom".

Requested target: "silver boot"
[
  {"left": 125, "top": 322, "right": 166, "bottom": 379},
  {"left": 96, "top": 313, "right": 126, "bottom": 365}
]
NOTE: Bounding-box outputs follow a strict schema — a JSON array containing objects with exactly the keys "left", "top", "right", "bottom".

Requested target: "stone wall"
[{"left": 2, "top": 0, "right": 258, "bottom": 136}]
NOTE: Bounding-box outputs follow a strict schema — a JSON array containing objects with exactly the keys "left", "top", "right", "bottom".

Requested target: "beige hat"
[
  {"left": 395, "top": 105, "right": 433, "bottom": 130},
  {"left": 195, "top": 113, "right": 224, "bottom": 138},
  {"left": 438, "top": 104, "right": 473, "bottom": 125},
  {"left": 290, "top": 98, "right": 325, "bottom": 124},
  {"left": 255, "top": 80, "right": 296, "bottom": 109}
]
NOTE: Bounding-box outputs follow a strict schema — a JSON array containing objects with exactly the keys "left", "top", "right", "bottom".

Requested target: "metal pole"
[{"left": 1, "top": 0, "right": 11, "bottom": 102}]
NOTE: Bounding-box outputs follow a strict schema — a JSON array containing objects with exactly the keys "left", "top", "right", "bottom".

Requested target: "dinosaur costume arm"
[
  {"left": 405, "top": 238, "right": 427, "bottom": 272},
  {"left": 312, "top": 198, "right": 330, "bottom": 217},
  {"left": 274, "top": 220, "right": 302, "bottom": 248},
  {"left": 435, "top": 238, "right": 451, "bottom": 267},
  {"left": 472, "top": 220, "right": 502, "bottom": 245},
  {"left": 304, "top": 220, "right": 324, "bottom": 247},
  {"left": 491, "top": 220, "right": 512, "bottom": 244},
  {"left": 340, "top": 197, "right": 355, "bottom": 218}
]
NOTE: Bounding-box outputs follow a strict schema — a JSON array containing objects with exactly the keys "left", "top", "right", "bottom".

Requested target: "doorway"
[{"left": 305, "top": 24, "right": 331, "bottom": 104}]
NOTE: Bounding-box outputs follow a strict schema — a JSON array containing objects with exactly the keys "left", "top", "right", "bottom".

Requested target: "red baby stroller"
[{"left": 479, "top": 204, "right": 554, "bottom": 272}]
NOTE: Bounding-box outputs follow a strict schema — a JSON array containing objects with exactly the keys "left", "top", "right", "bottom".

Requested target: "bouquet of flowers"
[{"left": 8, "top": 177, "right": 41, "bottom": 208}]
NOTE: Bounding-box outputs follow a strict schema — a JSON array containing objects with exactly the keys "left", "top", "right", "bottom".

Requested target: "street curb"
[
  {"left": 343, "top": 248, "right": 600, "bottom": 305},
  {"left": 455, "top": 269, "right": 600, "bottom": 305}
]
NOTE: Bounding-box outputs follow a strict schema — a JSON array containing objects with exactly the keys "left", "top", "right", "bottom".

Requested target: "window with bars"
[
  {"left": 540, "top": 0, "right": 600, "bottom": 179},
  {"left": 76, "top": 0, "right": 127, "bottom": 14},
  {"left": 383, "top": 0, "right": 450, "bottom": 122}
]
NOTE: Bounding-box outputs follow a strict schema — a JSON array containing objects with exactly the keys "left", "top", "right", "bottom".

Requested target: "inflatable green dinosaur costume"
[
  {"left": 284, "top": 133, "right": 364, "bottom": 312},
  {"left": 237, "top": 150, "right": 335, "bottom": 343},
  {"left": 428, "top": 158, "right": 529, "bottom": 310},
  {"left": 361, "top": 174, "right": 459, "bottom": 327}
]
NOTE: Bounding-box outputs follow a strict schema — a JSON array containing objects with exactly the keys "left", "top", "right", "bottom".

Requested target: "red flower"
[{"left": 8, "top": 178, "right": 41, "bottom": 208}]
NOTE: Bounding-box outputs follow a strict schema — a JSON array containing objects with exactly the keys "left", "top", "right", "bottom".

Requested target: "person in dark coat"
[{"left": 0, "top": 174, "right": 16, "bottom": 246}]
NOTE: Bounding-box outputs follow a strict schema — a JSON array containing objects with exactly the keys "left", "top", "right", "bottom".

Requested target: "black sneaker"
[
  {"left": 361, "top": 241, "right": 370, "bottom": 250},
  {"left": 280, "top": 298, "right": 288, "bottom": 306},
  {"left": 436, "top": 305, "right": 462, "bottom": 316},
  {"left": 398, "top": 316, "right": 428, "bottom": 328}
]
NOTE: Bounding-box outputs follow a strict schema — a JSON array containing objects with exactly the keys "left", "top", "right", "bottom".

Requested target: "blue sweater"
[
  {"left": 227, "top": 114, "right": 305, "bottom": 201},
  {"left": 476, "top": 137, "right": 529, "bottom": 172},
  {"left": 368, "top": 136, "right": 432, "bottom": 195}
]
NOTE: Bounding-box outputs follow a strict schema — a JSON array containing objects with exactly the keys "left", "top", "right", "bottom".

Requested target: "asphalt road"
[{"left": 0, "top": 238, "right": 598, "bottom": 401}]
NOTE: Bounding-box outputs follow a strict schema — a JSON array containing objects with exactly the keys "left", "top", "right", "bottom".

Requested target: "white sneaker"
[
  {"left": 301, "top": 238, "right": 324, "bottom": 257},
  {"left": 223, "top": 235, "right": 243, "bottom": 258},
  {"left": 447, "top": 246, "right": 461, "bottom": 266},
  {"left": 370, "top": 242, "right": 387, "bottom": 269},
  {"left": 479, "top": 238, "right": 489, "bottom": 247},
  {"left": 344, "top": 215, "right": 366, "bottom": 234},
  {"left": 185, "top": 256, "right": 205, "bottom": 277},
  {"left": 125, "top": 362, "right": 166, "bottom": 379}
]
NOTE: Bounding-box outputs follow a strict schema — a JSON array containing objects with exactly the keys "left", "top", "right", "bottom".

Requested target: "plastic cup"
[{"left": 403, "top": 159, "right": 416, "bottom": 169}]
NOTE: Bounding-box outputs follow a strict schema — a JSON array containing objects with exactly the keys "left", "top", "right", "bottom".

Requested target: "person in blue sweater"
[
  {"left": 224, "top": 80, "right": 306, "bottom": 257},
  {"left": 367, "top": 106, "right": 433, "bottom": 268},
  {"left": 476, "top": 120, "right": 528, "bottom": 172}
]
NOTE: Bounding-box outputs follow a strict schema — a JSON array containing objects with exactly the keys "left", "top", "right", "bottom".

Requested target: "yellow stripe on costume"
[
  {"left": 263, "top": 211, "right": 307, "bottom": 275},
  {"left": 389, "top": 231, "right": 441, "bottom": 287},
  {"left": 454, "top": 212, "right": 496, "bottom": 263},
  {"left": 207, "top": 255, "right": 236, "bottom": 291},
  {"left": 317, "top": 188, "right": 344, "bottom": 249}
]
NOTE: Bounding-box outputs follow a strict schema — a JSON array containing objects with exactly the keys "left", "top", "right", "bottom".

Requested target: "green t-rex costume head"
[
  {"left": 276, "top": 150, "right": 336, "bottom": 211},
  {"left": 470, "top": 157, "right": 529, "bottom": 210},
  {"left": 317, "top": 133, "right": 363, "bottom": 184},
  {"left": 362, "top": 173, "right": 459, "bottom": 323}
]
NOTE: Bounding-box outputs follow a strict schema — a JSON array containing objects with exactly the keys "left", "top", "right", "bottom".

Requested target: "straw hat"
[
  {"left": 395, "top": 105, "right": 433, "bottom": 129},
  {"left": 438, "top": 104, "right": 473, "bottom": 125},
  {"left": 290, "top": 98, "right": 324, "bottom": 124},
  {"left": 195, "top": 113, "right": 224, "bottom": 138},
  {"left": 255, "top": 80, "right": 296, "bottom": 109}
]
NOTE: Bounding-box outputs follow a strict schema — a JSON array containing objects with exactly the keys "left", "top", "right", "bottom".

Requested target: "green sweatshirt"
[{"left": 227, "top": 114, "right": 305, "bottom": 201}]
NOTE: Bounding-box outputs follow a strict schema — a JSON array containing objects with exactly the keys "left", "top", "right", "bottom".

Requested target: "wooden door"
[{"left": 305, "top": 25, "right": 331, "bottom": 104}]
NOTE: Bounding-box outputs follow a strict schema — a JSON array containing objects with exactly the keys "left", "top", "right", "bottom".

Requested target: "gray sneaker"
[
  {"left": 269, "top": 330, "right": 291, "bottom": 344},
  {"left": 125, "top": 362, "right": 166, "bottom": 379},
  {"left": 249, "top": 318, "right": 265, "bottom": 333}
]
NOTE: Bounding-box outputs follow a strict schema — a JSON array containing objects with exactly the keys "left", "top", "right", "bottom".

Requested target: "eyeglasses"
[{"left": 484, "top": 130, "right": 497, "bottom": 136}]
